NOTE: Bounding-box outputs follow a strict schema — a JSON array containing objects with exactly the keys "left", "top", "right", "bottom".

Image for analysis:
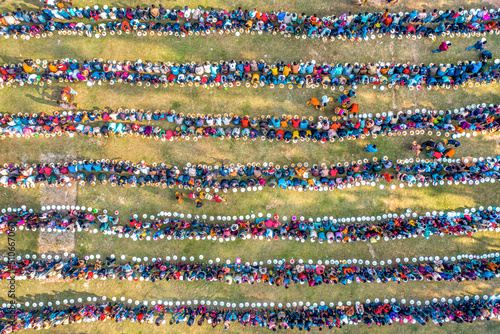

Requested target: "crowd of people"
[
  {"left": 2, "top": 57, "right": 499, "bottom": 90},
  {"left": 410, "top": 138, "right": 461, "bottom": 158},
  {"left": 2, "top": 252, "right": 499, "bottom": 286},
  {"left": 0, "top": 154, "right": 499, "bottom": 191},
  {"left": 2, "top": 3, "right": 500, "bottom": 331},
  {"left": 2, "top": 294, "right": 500, "bottom": 330},
  {"left": 1, "top": 4, "right": 499, "bottom": 42},
  {"left": 1, "top": 206, "right": 498, "bottom": 243},
  {"left": 1, "top": 103, "right": 499, "bottom": 142}
]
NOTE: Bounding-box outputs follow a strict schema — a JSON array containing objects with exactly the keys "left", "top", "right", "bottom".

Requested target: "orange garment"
[
  {"left": 350, "top": 104, "right": 359, "bottom": 114},
  {"left": 122, "top": 20, "right": 131, "bottom": 31},
  {"left": 486, "top": 21, "right": 498, "bottom": 30},
  {"left": 488, "top": 262, "right": 499, "bottom": 271},
  {"left": 343, "top": 268, "right": 354, "bottom": 275},
  {"left": 309, "top": 97, "right": 320, "bottom": 106},
  {"left": 444, "top": 148, "right": 455, "bottom": 158}
]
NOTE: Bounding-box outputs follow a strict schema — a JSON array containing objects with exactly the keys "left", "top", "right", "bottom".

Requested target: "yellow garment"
[
  {"left": 271, "top": 67, "right": 278, "bottom": 76},
  {"left": 283, "top": 66, "right": 291, "bottom": 77},
  {"left": 295, "top": 167, "right": 306, "bottom": 177},
  {"left": 23, "top": 63, "right": 33, "bottom": 73},
  {"left": 251, "top": 73, "right": 260, "bottom": 84}
]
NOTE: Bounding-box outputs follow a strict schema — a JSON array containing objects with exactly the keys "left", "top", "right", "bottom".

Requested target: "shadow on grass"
[{"left": 16, "top": 290, "right": 103, "bottom": 304}]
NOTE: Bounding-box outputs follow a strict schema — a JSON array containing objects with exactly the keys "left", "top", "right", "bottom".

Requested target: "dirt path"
[
  {"left": 484, "top": 0, "right": 500, "bottom": 7},
  {"left": 367, "top": 244, "right": 377, "bottom": 258},
  {"left": 38, "top": 153, "right": 77, "bottom": 255}
]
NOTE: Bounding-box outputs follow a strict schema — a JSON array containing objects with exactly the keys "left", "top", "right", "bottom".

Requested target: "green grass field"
[{"left": 1, "top": 0, "right": 500, "bottom": 333}]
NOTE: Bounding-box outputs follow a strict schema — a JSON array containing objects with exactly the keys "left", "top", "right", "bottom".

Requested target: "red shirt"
[
  {"left": 383, "top": 173, "right": 394, "bottom": 182},
  {"left": 439, "top": 42, "right": 449, "bottom": 52},
  {"left": 432, "top": 151, "right": 443, "bottom": 159}
]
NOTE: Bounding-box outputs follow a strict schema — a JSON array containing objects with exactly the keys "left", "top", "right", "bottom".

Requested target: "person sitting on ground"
[
  {"left": 466, "top": 38, "right": 487, "bottom": 51},
  {"left": 431, "top": 41, "right": 451, "bottom": 53},
  {"left": 175, "top": 192, "right": 183, "bottom": 203},
  {"left": 480, "top": 50, "right": 492, "bottom": 61},
  {"left": 411, "top": 141, "right": 422, "bottom": 156},
  {"left": 57, "top": 100, "right": 78, "bottom": 109},
  {"left": 321, "top": 95, "right": 332, "bottom": 108},
  {"left": 421, "top": 139, "right": 436, "bottom": 150},
  {"left": 307, "top": 97, "right": 322, "bottom": 110},
  {"left": 349, "top": 103, "right": 359, "bottom": 114},
  {"left": 365, "top": 144, "right": 377, "bottom": 152},
  {"left": 337, "top": 94, "right": 350, "bottom": 105},
  {"left": 444, "top": 139, "right": 461, "bottom": 147}
]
